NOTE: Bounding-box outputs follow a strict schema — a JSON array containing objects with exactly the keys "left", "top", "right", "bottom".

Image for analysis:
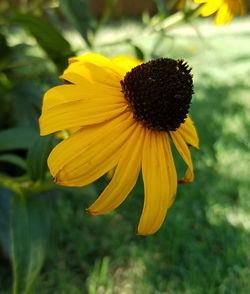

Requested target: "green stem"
[
  {"left": 0, "top": 176, "right": 24, "bottom": 196},
  {"left": 149, "top": 11, "right": 185, "bottom": 32},
  {"left": 97, "top": 6, "right": 202, "bottom": 48},
  {"left": 0, "top": 175, "right": 56, "bottom": 194},
  {"left": 148, "top": 4, "right": 202, "bottom": 32}
]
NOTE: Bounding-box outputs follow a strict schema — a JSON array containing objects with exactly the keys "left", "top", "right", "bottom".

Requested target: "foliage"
[{"left": 0, "top": 0, "right": 249, "bottom": 293}]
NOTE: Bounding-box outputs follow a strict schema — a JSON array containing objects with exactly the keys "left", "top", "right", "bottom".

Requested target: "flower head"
[
  {"left": 39, "top": 53, "right": 199, "bottom": 235},
  {"left": 194, "top": 0, "right": 246, "bottom": 25}
]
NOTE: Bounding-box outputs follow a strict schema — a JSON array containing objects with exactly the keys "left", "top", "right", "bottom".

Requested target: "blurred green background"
[{"left": 0, "top": 0, "right": 250, "bottom": 293}]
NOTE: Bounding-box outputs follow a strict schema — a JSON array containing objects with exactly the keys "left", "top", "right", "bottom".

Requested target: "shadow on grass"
[
  {"left": 129, "top": 75, "right": 250, "bottom": 293},
  {"left": 20, "top": 30, "right": 249, "bottom": 293},
  {"left": 33, "top": 75, "right": 250, "bottom": 294}
]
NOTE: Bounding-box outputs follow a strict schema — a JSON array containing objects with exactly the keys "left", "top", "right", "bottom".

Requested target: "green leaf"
[
  {"left": 27, "top": 135, "right": 54, "bottom": 181},
  {"left": 131, "top": 44, "right": 145, "bottom": 60},
  {"left": 10, "top": 80, "right": 43, "bottom": 126},
  {"left": 10, "top": 193, "right": 50, "bottom": 294},
  {"left": 0, "top": 154, "right": 27, "bottom": 170},
  {"left": 0, "top": 127, "right": 37, "bottom": 152},
  {"left": 0, "top": 33, "right": 9, "bottom": 57},
  {"left": 59, "top": 0, "right": 96, "bottom": 47},
  {"left": 96, "top": 0, "right": 118, "bottom": 28},
  {"left": 11, "top": 12, "right": 73, "bottom": 71},
  {"left": 154, "top": 0, "right": 166, "bottom": 14},
  {"left": 0, "top": 188, "right": 11, "bottom": 257},
  {"left": 0, "top": 33, "right": 12, "bottom": 69}
]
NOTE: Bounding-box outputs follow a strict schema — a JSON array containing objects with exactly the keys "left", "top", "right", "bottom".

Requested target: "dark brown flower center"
[{"left": 120, "top": 58, "right": 193, "bottom": 131}]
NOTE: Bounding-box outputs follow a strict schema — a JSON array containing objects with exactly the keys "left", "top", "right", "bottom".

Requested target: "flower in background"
[
  {"left": 177, "top": 0, "right": 186, "bottom": 10},
  {"left": 39, "top": 53, "right": 199, "bottom": 235},
  {"left": 194, "top": 0, "right": 246, "bottom": 25}
]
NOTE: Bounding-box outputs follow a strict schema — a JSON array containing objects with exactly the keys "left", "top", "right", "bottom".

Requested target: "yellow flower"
[
  {"left": 177, "top": 0, "right": 185, "bottom": 10},
  {"left": 194, "top": 0, "right": 246, "bottom": 25},
  {"left": 39, "top": 53, "right": 199, "bottom": 235}
]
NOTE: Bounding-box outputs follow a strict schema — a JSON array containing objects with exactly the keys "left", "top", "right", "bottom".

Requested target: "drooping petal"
[
  {"left": 87, "top": 124, "right": 145, "bottom": 215},
  {"left": 170, "top": 131, "right": 194, "bottom": 184},
  {"left": 49, "top": 113, "right": 137, "bottom": 186},
  {"left": 162, "top": 134, "right": 178, "bottom": 207},
  {"left": 138, "top": 131, "right": 175, "bottom": 235},
  {"left": 177, "top": 116, "right": 199, "bottom": 148},
  {"left": 40, "top": 96, "right": 127, "bottom": 135}
]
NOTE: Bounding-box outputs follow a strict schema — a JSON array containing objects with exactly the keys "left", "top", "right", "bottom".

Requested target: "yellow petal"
[
  {"left": 177, "top": 116, "right": 199, "bottom": 148},
  {"left": 48, "top": 112, "right": 131, "bottom": 176},
  {"left": 40, "top": 96, "right": 127, "bottom": 135},
  {"left": 61, "top": 53, "right": 126, "bottom": 86},
  {"left": 62, "top": 61, "right": 122, "bottom": 87},
  {"left": 87, "top": 124, "right": 145, "bottom": 215},
  {"left": 106, "top": 168, "right": 115, "bottom": 181},
  {"left": 193, "top": 0, "right": 208, "bottom": 3},
  {"left": 162, "top": 134, "right": 178, "bottom": 207},
  {"left": 68, "top": 52, "right": 135, "bottom": 78},
  {"left": 200, "top": 0, "right": 222, "bottom": 16},
  {"left": 215, "top": 3, "right": 232, "bottom": 25},
  {"left": 170, "top": 131, "right": 194, "bottom": 184},
  {"left": 68, "top": 52, "right": 113, "bottom": 65},
  {"left": 111, "top": 56, "right": 142, "bottom": 76},
  {"left": 50, "top": 113, "right": 137, "bottom": 186},
  {"left": 60, "top": 72, "right": 86, "bottom": 85},
  {"left": 41, "top": 83, "right": 123, "bottom": 111},
  {"left": 138, "top": 131, "right": 175, "bottom": 235}
]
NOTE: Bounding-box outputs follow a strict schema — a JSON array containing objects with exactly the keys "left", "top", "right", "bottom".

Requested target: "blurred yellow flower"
[
  {"left": 39, "top": 53, "right": 199, "bottom": 235},
  {"left": 194, "top": 0, "right": 246, "bottom": 25},
  {"left": 177, "top": 0, "right": 186, "bottom": 10}
]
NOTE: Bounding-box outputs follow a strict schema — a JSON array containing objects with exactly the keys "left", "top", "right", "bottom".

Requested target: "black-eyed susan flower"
[
  {"left": 39, "top": 53, "right": 199, "bottom": 235},
  {"left": 194, "top": 0, "right": 246, "bottom": 25}
]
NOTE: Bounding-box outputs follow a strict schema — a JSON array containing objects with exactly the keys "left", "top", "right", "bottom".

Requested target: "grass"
[{"left": 2, "top": 18, "right": 250, "bottom": 294}]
